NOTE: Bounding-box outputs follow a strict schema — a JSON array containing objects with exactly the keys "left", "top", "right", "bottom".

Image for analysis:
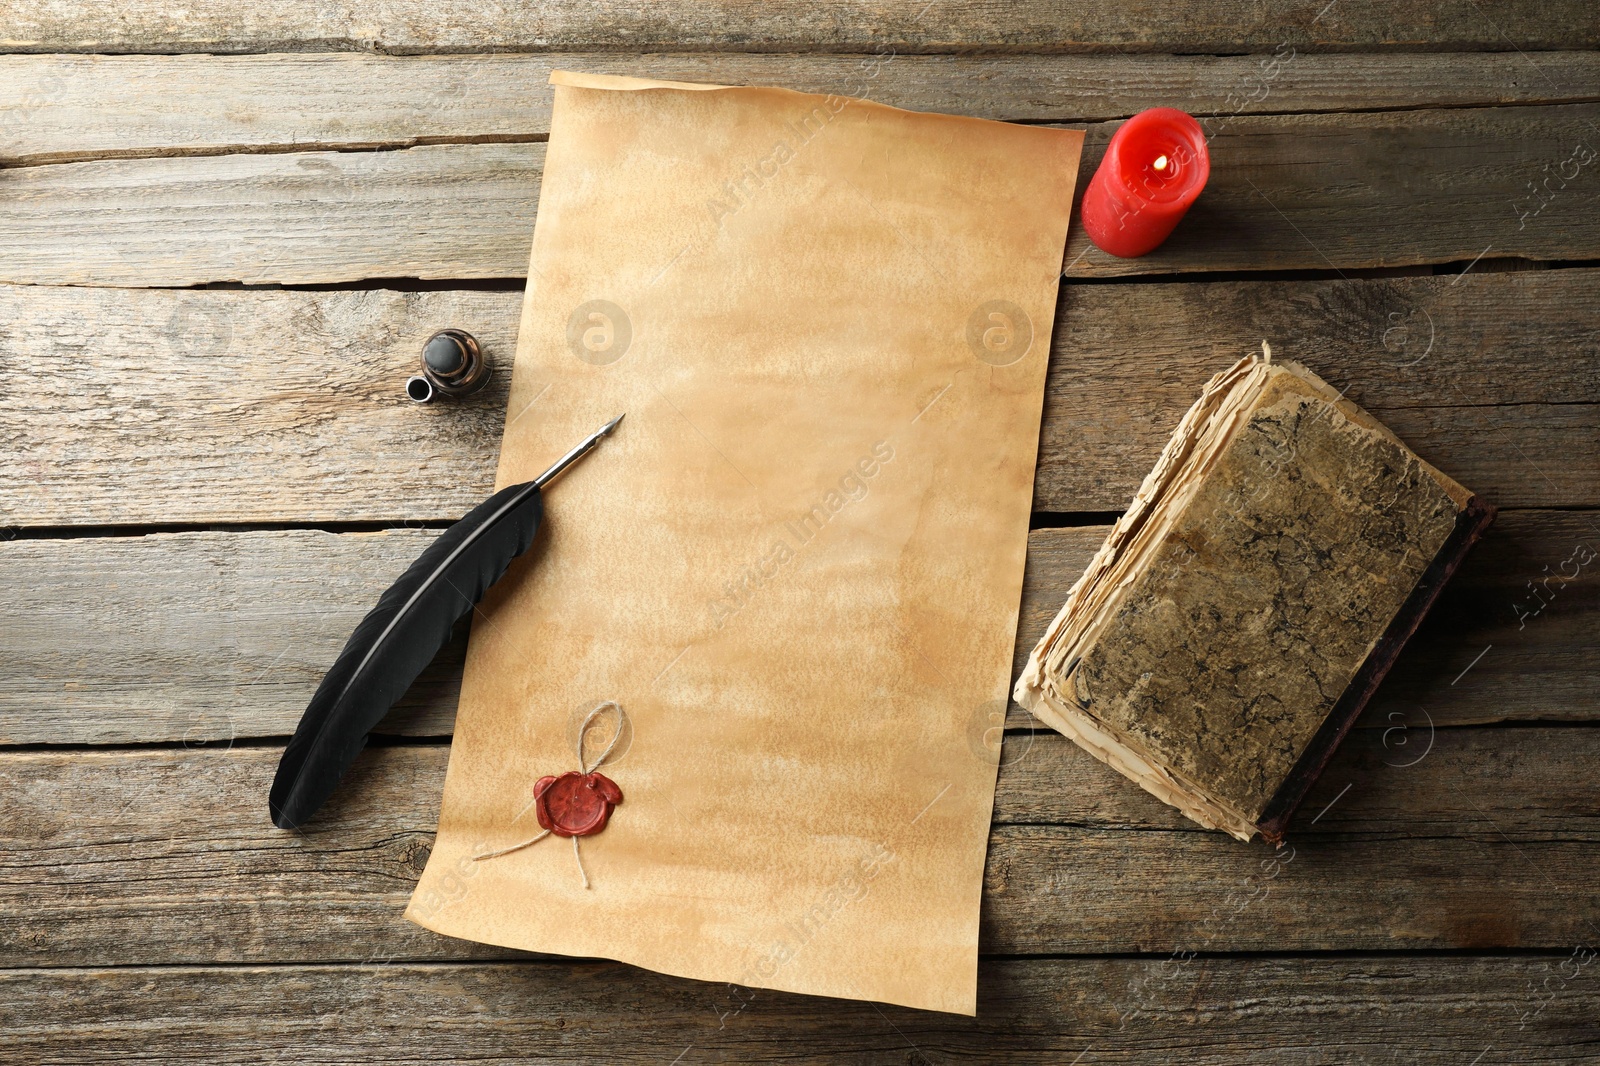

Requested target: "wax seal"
[
  {"left": 472, "top": 701, "right": 630, "bottom": 888},
  {"left": 534, "top": 770, "right": 624, "bottom": 837}
]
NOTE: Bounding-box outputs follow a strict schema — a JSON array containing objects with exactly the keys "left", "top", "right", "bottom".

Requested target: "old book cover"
[
  {"left": 408, "top": 72, "right": 1083, "bottom": 1013},
  {"left": 1015, "top": 351, "right": 1494, "bottom": 841}
]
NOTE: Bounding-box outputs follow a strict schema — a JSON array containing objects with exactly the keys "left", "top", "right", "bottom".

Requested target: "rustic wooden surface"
[
  {"left": 4, "top": 271, "right": 1596, "bottom": 525},
  {"left": 5, "top": 103, "right": 1600, "bottom": 286},
  {"left": 2, "top": 509, "right": 1593, "bottom": 744},
  {"left": 1, "top": 6, "right": 1597, "bottom": 1062}
]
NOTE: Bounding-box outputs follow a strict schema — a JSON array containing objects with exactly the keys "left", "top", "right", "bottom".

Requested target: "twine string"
[
  {"left": 472, "top": 700, "right": 627, "bottom": 892},
  {"left": 578, "top": 700, "right": 626, "bottom": 774},
  {"left": 505, "top": 702, "right": 625, "bottom": 825},
  {"left": 572, "top": 835, "right": 589, "bottom": 890},
  {"left": 474, "top": 829, "right": 550, "bottom": 861}
]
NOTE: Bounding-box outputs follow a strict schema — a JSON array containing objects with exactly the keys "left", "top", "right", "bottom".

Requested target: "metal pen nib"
[{"left": 533, "top": 413, "right": 625, "bottom": 489}]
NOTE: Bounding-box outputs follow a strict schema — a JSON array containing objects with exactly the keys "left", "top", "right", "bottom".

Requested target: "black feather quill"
[
  {"left": 270, "top": 415, "right": 623, "bottom": 830},
  {"left": 270, "top": 481, "right": 542, "bottom": 829}
]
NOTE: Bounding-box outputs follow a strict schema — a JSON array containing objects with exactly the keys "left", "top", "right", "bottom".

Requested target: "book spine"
[{"left": 1254, "top": 495, "right": 1498, "bottom": 843}]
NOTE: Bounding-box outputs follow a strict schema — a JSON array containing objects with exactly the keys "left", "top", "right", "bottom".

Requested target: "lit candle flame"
[{"left": 1153, "top": 155, "right": 1170, "bottom": 172}]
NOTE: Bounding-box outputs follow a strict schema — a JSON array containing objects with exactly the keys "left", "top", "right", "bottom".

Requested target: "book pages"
[{"left": 1017, "top": 354, "right": 1474, "bottom": 839}]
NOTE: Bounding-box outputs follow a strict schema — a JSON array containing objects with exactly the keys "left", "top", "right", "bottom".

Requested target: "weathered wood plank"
[
  {"left": 1346, "top": 509, "right": 1600, "bottom": 729},
  {"left": 0, "top": 286, "right": 516, "bottom": 526},
  {"left": 998, "top": 721, "right": 1600, "bottom": 839},
  {"left": 1042, "top": 269, "right": 1600, "bottom": 509},
  {"left": 2, "top": 103, "right": 1598, "bottom": 286},
  {"left": 0, "top": 528, "right": 466, "bottom": 746},
  {"left": 0, "top": 510, "right": 1590, "bottom": 746},
  {"left": 7, "top": 52, "right": 1600, "bottom": 165},
  {"left": 5, "top": 955, "right": 1595, "bottom": 1064},
  {"left": 1, "top": 732, "right": 1596, "bottom": 967},
  {"left": 3, "top": 272, "right": 1595, "bottom": 527},
  {"left": 1063, "top": 101, "right": 1600, "bottom": 279},
  {"left": 6, "top": 0, "right": 1596, "bottom": 54},
  {"left": 6, "top": 272, "right": 1593, "bottom": 524},
  {"left": 988, "top": 818, "right": 1600, "bottom": 954},
  {"left": 0, "top": 143, "right": 542, "bottom": 287}
]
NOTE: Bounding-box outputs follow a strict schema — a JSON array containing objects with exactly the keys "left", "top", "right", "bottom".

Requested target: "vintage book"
[{"left": 1014, "top": 349, "right": 1495, "bottom": 842}]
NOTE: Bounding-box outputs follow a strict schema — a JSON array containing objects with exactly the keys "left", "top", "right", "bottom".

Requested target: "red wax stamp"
[
  {"left": 534, "top": 770, "right": 623, "bottom": 837},
  {"left": 1080, "top": 107, "right": 1210, "bottom": 258}
]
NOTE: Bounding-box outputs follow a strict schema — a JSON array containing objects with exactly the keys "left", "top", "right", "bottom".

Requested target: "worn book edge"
[
  {"left": 1014, "top": 354, "right": 1277, "bottom": 838},
  {"left": 1015, "top": 350, "right": 1491, "bottom": 841},
  {"left": 1253, "top": 493, "right": 1495, "bottom": 841}
]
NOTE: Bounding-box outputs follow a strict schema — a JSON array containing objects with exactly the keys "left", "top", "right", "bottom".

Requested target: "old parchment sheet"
[{"left": 408, "top": 72, "right": 1082, "bottom": 1015}]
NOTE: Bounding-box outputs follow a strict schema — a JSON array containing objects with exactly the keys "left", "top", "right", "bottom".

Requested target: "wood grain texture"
[
  {"left": 1, "top": 729, "right": 1596, "bottom": 968},
  {"left": 998, "top": 720, "right": 1600, "bottom": 840},
  {"left": 7, "top": 51, "right": 1600, "bottom": 165},
  {"left": 0, "top": 286, "right": 517, "bottom": 526},
  {"left": 0, "top": 142, "right": 542, "bottom": 287},
  {"left": 3, "top": 271, "right": 1595, "bottom": 527},
  {"left": 1061, "top": 101, "right": 1600, "bottom": 279},
  {"left": 4, "top": 955, "right": 1595, "bottom": 1065},
  {"left": 6, "top": 1, "right": 1596, "bottom": 54},
  {"left": 3, "top": 103, "right": 1598, "bottom": 286},
  {"left": 1045, "top": 268, "right": 1600, "bottom": 510},
  {"left": 0, "top": 12, "right": 1592, "bottom": 1057},
  {"left": 0, "top": 528, "right": 466, "bottom": 746},
  {"left": 0, "top": 509, "right": 1591, "bottom": 746}
]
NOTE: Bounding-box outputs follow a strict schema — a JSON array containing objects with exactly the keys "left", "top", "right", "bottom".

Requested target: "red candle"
[{"left": 1080, "top": 107, "right": 1210, "bottom": 258}]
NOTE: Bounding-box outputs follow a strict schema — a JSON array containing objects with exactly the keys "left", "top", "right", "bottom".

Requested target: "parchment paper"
[{"left": 408, "top": 72, "right": 1082, "bottom": 1015}]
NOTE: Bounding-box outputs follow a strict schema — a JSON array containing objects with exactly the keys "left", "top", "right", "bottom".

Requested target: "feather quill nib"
[
  {"left": 535, "top": 413, "right": 625, "bottom": 488},
  {"left": 268, "top": 414, "right": 625, "bottom": 830}
]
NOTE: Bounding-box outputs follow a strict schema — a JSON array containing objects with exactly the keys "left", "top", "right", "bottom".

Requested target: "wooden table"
[{"left": 3, "top": 5, "right": 1598, "bottom": 1062}]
